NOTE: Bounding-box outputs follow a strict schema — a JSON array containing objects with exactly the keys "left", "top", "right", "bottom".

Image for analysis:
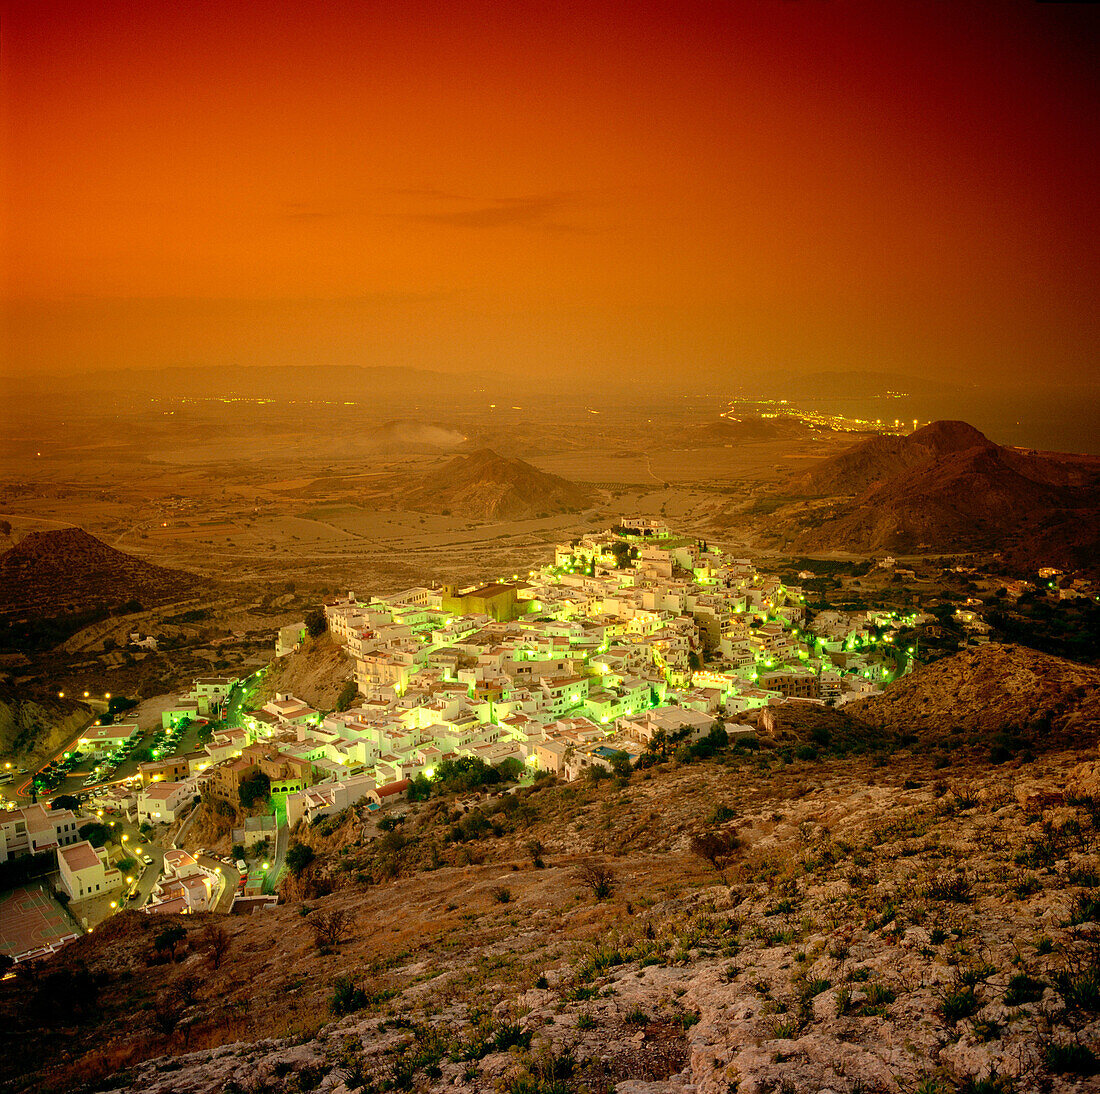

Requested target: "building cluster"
[
  {"left": 0, "top": 520, "right": 928, "bottom": 966},
  {"left": 0, "top": 802, "right": 83, "bottom": 863},
  {"left": 168, "top": 521, "right": 909, "bottom": 818},
  {"left": 143, "top": 848, "right": 220, "bottom": 915}
]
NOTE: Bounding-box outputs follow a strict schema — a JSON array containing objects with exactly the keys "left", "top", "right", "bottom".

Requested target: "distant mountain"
[
  {"left": 787, "top": 421, "right": 1100, "bottom": 567},
  {"left": 0, "top": 527, "right": 207, "bottom": 618},
  {"left": 401, "top": 449, "right": 597, "bottom": 521},
  {"left": 793, "top": 420, "right": 992, "bottom": 495},
  {"left": 13, "top": 365, "right": 502, "bottom": 402},
  {"left": 851, "top": 643, "right": 1100, "bottom": 747}
]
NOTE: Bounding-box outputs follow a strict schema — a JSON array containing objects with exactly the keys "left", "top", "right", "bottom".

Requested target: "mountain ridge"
[{"left": 786, "top": 420, "right": 1100, "bottom": 566}]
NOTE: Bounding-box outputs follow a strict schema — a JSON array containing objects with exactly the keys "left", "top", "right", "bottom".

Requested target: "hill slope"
[
  {"left": 6, "top": 742, "right": 1100, "bottom": 1094},
  {"left": 851, "top": 642, "right": 1100, "bottom": 745},
  {"left": 0, "top": 691, "right": 92, "bottom": 763},
  {"left": 793, "top": 419, "right": 994, "bottom": 495},
  {"left": 401, "top": 448, "right": 597, "bottom": 520},
  {"left": 787, "top": 421, "right": 1100, "bottom": 565},
  {"left": 253, "top": 632, "right": 353, "bottom": 711},
  {"left": 0, "top": 528, "right": 208, "bottom": 618}
]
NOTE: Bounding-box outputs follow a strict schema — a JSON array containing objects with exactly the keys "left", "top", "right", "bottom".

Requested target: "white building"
[
  {"left": 58, "top": 840, "right": 122, "bottom": 901},
  {"left": 137, "top": 781, "right": 192, "bottom": 825},
  {"left": 0, "top": 804, "right": 82, "bottom": 863},
  {"left": 276, "top": 622, "right": 307, "bottom": 657}
]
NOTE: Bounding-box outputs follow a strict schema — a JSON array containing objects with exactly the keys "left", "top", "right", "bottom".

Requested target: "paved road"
[
  {"left": 110, "top": 818, "right": 164, "bottom": 910},
  {"left": 173, "top": 803, "right": 201, "bottom": 849},
  {"left": 206, "top": 858, "right": 241, "bottom": 913},
  {"left": 264, "top": 821, "right": 289, "bottom": 894}
]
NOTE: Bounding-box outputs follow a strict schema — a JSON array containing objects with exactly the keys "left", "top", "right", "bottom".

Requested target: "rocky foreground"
[{"left": 5, "top": 739, "right": 1100, "bottom": 1094}]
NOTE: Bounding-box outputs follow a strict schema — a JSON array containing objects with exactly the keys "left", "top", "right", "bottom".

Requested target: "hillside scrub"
[{"left": 5, "top": 742, "right": 1100, "bottom": 1093}]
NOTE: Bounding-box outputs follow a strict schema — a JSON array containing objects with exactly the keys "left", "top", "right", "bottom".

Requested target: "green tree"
[
  {"left": 609, "top": 750, "right": 633, "bottom": 778},
  {"left": 238, "top": 770, "right": 271, "bottom": 810},
  {"left": 50, "top": 795, "right": 80, "bottom": 811},
  {"left": 78, "top": 822, "right": 109, "bottom": 847},
  {"left": 494, "top": 756, "right": 524, "bottom": 783},
  {"left": 153, "top": 925, "right": 186, "bottom": 962},
  {"left": 336, "top": 679, "right": 358, "bottom": 712},
  {"left": 305, "top": 610, "right": 327, "bottom": 638},
  {"left": 406, "top": 772, "right": 432, "bottom": 801},
  {"left": 432, "top": 756, "right": 500, "bottom": 792},
  {"left": 285, "top": 843, "right": 316, "bottom": 877}
]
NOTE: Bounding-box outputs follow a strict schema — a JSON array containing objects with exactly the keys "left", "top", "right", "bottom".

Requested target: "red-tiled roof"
[{"left": 60, "top": 841, "right": 101, "bottom": 873}]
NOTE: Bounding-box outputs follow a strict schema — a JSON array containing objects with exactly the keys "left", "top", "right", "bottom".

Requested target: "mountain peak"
[
  {"left": 910, "top": 419, "right": 992, "bottom": 452},
  {"left": 0, "top": 527, "right": 206, "bottom": 616},
  {"left": 402, "top": 450, "right": 596, "bottom": 520}
]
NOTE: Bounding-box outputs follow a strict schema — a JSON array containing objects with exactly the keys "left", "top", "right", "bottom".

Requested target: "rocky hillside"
[
  {"left": 6, "top": 647, "right": 1100, "bottom": 1093},
  {"left": 401, "top": 449, "right": 597, "bottom": 521},
  {"left": 253, "top": 632, "right": 354, "bottom": 712},
  {"left": 793, "top": 420, "right": 992, "bottom": 495},
  {"left": 0, "top": 691, "right": 91, "bottom": 764},
  {"left": 6, "top": 744, "right": 1100, "bottom": 1094},
  {"left": 851, "top": 643, "right": 1100, "bottom": 746},
  {"left": 782, "top": 422, "right": 1100, "bottom": 566},
  {"left": 0, "top": 527, "right": 208, "bottom": 619}
]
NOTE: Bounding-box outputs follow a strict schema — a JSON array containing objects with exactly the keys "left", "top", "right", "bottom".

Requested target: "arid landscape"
[{"left": 5, "top": 2, "right": 1100, "bottom": 1092}]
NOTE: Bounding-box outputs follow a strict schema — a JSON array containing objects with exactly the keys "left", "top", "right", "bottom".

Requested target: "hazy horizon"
[{"left": 4, "top": 0, "right": 1099, "bottom": 419}]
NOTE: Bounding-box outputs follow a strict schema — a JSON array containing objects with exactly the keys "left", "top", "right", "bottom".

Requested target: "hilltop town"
[{"left": 1, "top": 519, "right": 920, "bottom": 947}]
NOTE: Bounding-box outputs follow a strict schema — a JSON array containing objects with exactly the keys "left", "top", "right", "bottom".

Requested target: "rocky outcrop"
[
  {"left": 253, "top": 632, "right": 352, "bottom": 712},
  {"left": 850, "top": 643, "right": 1100, "bottom": 748},
  {"left": 7, "top": 747, "right": 1100, "bottom": 1094},
  {"left": 785, "top": 421, "right": 1100, "bottom": 568},
  {"left": 0, "top": 691, "right": 91, "bottom": 763}
]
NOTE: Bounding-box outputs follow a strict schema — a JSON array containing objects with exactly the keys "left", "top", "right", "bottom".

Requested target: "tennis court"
[{"left": 0, "top": 885, "right": 81, "bottom": 961}]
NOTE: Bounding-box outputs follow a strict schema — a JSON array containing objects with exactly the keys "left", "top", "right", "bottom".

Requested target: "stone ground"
[{"left": 3, "top": 747, "right": 1097, "bottom": 1094}]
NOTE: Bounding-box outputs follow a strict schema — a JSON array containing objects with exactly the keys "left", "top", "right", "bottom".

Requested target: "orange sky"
[{"left": 3, "top": 0, "right": 1099, "bottom": 388}]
